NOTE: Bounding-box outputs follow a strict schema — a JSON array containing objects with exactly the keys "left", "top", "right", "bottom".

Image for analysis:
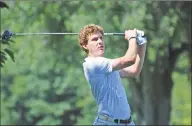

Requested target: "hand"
[
  {"left": 124, "top": 29, "right": 137, "bottom": 41},
  {"left": 137, "top": 36, "right": 147, "bottom": 45},
  {"left": 136, "top": 29, "right": 147, "bottom": 45}
]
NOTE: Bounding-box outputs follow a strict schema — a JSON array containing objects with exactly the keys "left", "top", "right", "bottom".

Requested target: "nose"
[{"left": 97, "top": 38, "right": 103, "bottom": 44}]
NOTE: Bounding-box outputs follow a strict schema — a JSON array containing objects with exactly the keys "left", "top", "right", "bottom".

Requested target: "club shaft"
[{"left": 13, "top": 32, "right": 125, "bottom": 36}]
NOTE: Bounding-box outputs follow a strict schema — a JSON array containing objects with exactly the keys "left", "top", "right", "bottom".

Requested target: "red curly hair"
[{"left": 78, "top": 24, "right": 104, "bottom": 53}]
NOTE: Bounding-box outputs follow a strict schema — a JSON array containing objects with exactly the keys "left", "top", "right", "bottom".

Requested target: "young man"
[{"left": 78, "top": 24, "right": 147, "bottom": 125}]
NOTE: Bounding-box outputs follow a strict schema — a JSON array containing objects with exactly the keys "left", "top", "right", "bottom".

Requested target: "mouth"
[{"left": 98, "top": 46, "right": 104, "bottom": 50}]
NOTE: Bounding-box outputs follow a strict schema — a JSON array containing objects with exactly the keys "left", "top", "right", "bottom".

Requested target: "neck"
[{"left": 88, "top": 53, "right": 104, "bottom": 57}]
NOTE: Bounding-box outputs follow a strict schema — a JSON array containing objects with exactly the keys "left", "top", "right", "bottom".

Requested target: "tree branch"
[
  {"left": 0, "top": 1, "right": 9, "bottom": 9},
  {"left": 169, "top": 42, "right": 190, "bottom": 72}
]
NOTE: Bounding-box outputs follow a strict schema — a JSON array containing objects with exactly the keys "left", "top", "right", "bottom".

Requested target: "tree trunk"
[
  {"left": 130, "top": 56, "right": 173, "bottom": 125},
  {"left": 129, "top": 2, "right": 191, "bottom": 125},
  {"left": 129, "top": 41, "right": 188, "bottom": 125}
]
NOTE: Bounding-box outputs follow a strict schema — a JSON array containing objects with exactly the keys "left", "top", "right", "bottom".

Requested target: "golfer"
[{"left": 78, "top": 24, "right": 147, "bottom": 125}]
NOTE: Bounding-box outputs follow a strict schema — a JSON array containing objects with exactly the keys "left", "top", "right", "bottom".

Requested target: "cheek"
[
  {"left": 87, "top": 44, "right": 95, "bottom": 51},
  {"left": 89, "top": 43, "right": 96, "bottom": 49}
]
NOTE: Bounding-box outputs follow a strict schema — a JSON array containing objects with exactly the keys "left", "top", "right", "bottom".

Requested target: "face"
[{"left": 83, "top": 31, "right": 105, "bottom": 57}]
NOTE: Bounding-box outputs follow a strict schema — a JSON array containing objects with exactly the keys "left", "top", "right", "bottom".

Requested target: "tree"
[{"left": 129, "top": 1, "right": 191, "bottom": 125}]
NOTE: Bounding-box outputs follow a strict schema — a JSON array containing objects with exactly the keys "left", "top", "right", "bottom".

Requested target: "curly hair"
[{"left": 78, "top": 24, "right": 104, "bottom": 53}]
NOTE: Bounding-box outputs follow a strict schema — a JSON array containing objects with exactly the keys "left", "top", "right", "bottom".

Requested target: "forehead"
[{"left": 88, "top": 31, "right": 103, "bottom": 39}]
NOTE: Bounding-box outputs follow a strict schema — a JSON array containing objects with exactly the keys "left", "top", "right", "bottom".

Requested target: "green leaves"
[
  {"left": 0, "top": 48, "right": 15, "bottom": 67},
  {"left": 4, "top": 48, "right": 15, "bottom": 61},
  {"left": 0, "top": 51, "right": 7, "bottom": 67},
  {"left": 0, "top": 1, "right": 191, "bottom": 125}
]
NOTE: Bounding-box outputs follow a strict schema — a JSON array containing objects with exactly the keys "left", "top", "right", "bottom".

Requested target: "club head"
[{"left": 1, "top": 30, "right": 13, "bottom": 40}]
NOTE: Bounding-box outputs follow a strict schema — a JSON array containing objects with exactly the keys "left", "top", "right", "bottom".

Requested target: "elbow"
[
  {"left": 133, "top": 71, "right": 141, "bottom": 78},
  {"left": 130, "top": 55, "right": 137, "bottom": 63},
  {"left": 121, "top": 54, "right": 137, "bottom": 68},
  {"left": 131, "top": 68, "right": 141, "bottom": 78},
  {"left": 127, "top": 55, "right": 137, "bottom": 66}
]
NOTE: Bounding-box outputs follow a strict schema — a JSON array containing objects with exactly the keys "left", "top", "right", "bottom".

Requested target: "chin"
[{"left": 98, "top": 52, "right": 104, "bottom": 57}]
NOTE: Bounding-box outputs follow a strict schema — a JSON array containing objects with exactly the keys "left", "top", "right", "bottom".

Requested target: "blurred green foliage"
[{"left": 0, "top": 1, "right": 191, "bottom": 125}]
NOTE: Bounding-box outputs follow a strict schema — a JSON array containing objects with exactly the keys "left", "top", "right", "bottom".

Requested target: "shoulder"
[
  {"left": 83, "top": 57, "right": 113, "bottom": 74},
  {"left": 85, "top": 56, "right": 112, "bottom": 66}
]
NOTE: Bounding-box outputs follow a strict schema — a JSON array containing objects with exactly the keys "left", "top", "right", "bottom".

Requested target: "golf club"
[
  {"left": 1, "top": 30, "right": 145, "bottom": 41},
  {"left": 1, "top": 30, "right": 126, "bottom": 40}
]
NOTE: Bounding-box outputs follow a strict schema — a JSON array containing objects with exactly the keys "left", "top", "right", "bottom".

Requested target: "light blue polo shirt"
[{"left": 83, "top": 57, "right": 131, "bottom": 119}]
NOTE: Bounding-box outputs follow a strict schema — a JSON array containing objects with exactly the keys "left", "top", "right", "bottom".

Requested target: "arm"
[
  {"left": 120, "top": 43, "right": 147, "bottom": 78},
  {"left": 112, "top": 29, "right": 138, "bottom": 71}
]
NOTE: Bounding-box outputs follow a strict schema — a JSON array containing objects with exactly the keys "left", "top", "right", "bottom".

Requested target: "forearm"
[
  {"left": 135, "top": 43, "right": 147, "bottom": 74},
  {"left": 120, "top": 43, "right": 146, "bottom": 77},
  {"left": 120, "top": 29, "right": 147, "bottom": 78},
  {"left": 111, "top": 30, "right": 138, "bottom": 71},
  {"left": 124, "top": 38, "right": 138, "bottom": 62}
]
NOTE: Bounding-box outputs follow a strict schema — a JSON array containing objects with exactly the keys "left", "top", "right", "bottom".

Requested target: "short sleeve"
[{"left": 83, "top": 57, "right": 113, "bottom": 75}]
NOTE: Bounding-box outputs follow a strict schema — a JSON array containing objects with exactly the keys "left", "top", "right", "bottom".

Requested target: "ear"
[{"left": 82, "top": 43, "right": 88, "bottom": 50}]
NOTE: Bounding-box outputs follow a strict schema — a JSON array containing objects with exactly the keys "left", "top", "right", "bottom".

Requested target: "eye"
[{"left": 92, "top": 37, "right": 98, "bottom": 41}]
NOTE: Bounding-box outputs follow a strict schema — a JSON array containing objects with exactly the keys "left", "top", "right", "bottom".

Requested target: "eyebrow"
[{"left": 91, "top": 35, "right": 103, "bottom": 40}]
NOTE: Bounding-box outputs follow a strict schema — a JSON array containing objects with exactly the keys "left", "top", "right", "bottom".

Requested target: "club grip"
[
  {"left": 112, "top": 33, "right": 125, "bottom": 36},
  {"left": 104, "top": 33, "right": 125, "bottom": 36}
]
